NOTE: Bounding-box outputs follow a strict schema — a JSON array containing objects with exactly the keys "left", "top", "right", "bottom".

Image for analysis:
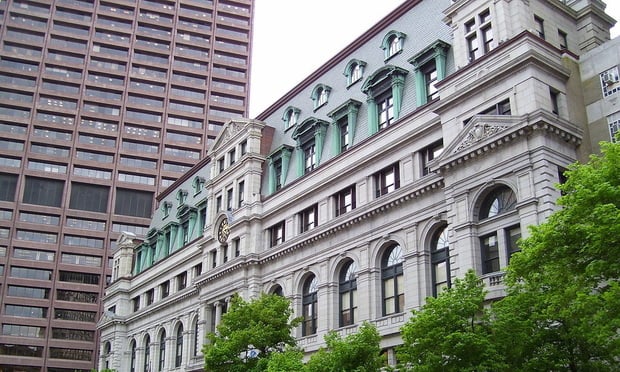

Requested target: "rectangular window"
[
  {"left": 115, "top": 188, "right": 153, "bottom": 218},
  {"left": 303, "top": 142, "right": 316, "bottom": 173},
  {"left": 608, "top": 111, "right": 620, "bottom": 141},
  {"left": 378, "top": 93, "right": 394, "bottom": 129},
  {"left": 23, "top": 177, "right": 64, "bottom": 207},
  {"left": 424, "top": 65, "right": 438, "bottom": 102},
  {"left": 335, "top": 185, "right": 356, "bottom": 216},
  {"left": 550, "top": 88, "right": 560, "bottom": 115},
  {"left": 13, "top": 248, "right": 55, "bottom": 262},
  {"left": 10, "top": 266, "right": 52, "bottom": 280},
  {"left": 177, "top": 272, "right": 187, "bottom": 290},
  {"left": 54, "top": 309, "right": 97, "bottom": 323},
  {"left": 506, "top": 226, "right": 521, "bottom": 262},
  {"left": 59, "top": 270, "right": 100, "bottom": 285},
  {"left": 274, "top": 158, "right": 283, "bottom": 191},
  {"left": 69, "top": 183, "right": 109, "bottom": 213},
  {"left": 269, "top": 221, "right": 285, "bottom": 247},
  {"left": 0, "top": 173, "right": 18, "bottom": 202},
  {"left": 534, "top": 16, "right": 545, "bottom": 39},
  {"left": 161, "top": 281, "right": 170, "bottom": 299},
  {"left": 300, "top": 204, "right": 318, "bottom": 233},
  {"left": 374, "top": 163, "right": 400, "bottom": 197},
  {"left": 421, "top": 141, "right": 444, "bottom": 176},
  {"left": 7, "top": 285, "right": 50, "bottom": 299},
  {"left": 558, "top": 30, "right": 568, "bottom": 49},
  {"left": 132, "top": 296, "right": 140, "bottom": 312},
  {"left": 56, "top": 289, "right": 98, "bottom": 303},
  {"left": 5, "top": 304, "right": 47, "bottom": 318},
  {"left": 338, "top": 117, "right": 350, "bottom": 153},
  {"left": 226, "top": 188, "right": 233, "bottom": 210},
  {"left": 481, "top": 233, "right": 500, "bottom": 274},
  {"left": 238, "top": 181, "right": 245, "bottom": 208},
  {"left": 145, "top": 288, "right": 154, "bottom": 306},
  {"left": 601, "top": 66, "right": 620, "bottom": 98}
]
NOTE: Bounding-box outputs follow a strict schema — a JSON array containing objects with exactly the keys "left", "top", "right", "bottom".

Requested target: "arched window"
[
  {"left": 270, "top": 284, "right": 284, "bottom": 296},
  {"left": 478, "top": 185, "right": 521, "bottom": 275},
  {"left": 479, "top": 185, "right": 516, "bottom": 220},
  {"left": 344, "top": 59, "right": 367, "bottom": 86},
  {"left": 192, "top": 318, "right": 199, "bottom": 357},
  {"left": 143, "top": 335, "right": 151, "bottom": 372},
  {"left": 431, "top": 226, "right": 450, "bottom": 296},
  {"left": 339, "top": 261, "right": 357, "bottom": 327},
  {"left": 281, "top": 106, "right": 300, "bottom": 129},
  {"left": 381, "top": 30, "right": 406, "bottom": 60},
  {"left": 311, "top": 84, "right": 331, "bottom": 109},
  {"left": 130, "top": 339, "right": 137, "bottom": 372},
  {"left": 302, "top": 275, "right": 318, "bottom": 336},
  {"left": 381, "top": 244, "right": 404, "bottom": 315},
  {"left": 158, "top": 330, "right": 166, "bottom": 372},
  {"left": 175, "top": 324, "right": 183, "bottom": 367},
  {"left": 103, "top": 341, "right": 112, "bottom": 369}
]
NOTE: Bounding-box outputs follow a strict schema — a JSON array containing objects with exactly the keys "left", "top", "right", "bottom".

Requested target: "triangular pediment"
[
  {"left": 435, "top": 114, "right": 521, "bottom": 171},
  {"left": 210, "top": 119, "right": 251, "bottom": 153}
]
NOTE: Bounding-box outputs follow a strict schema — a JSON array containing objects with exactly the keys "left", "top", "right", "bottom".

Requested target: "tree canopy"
[
  {"left": 398, "top": 140, "right": 620, "bottom": 371},
  {"left": 304, "top": 322, "right": 383, "bottom": 372},
  {"left": 203, "top": 293, "right": 301, "bottom": 372},
  {"left": 398, "top": 270, "right": 504, "bottom": 372},
  {"left": 495, "top": 139, "right": 620, "bottom": 371}
]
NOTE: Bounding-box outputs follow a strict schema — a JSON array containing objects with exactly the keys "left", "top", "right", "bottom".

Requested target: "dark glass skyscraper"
[{"left": 0, "top": 0, "right": 253, "bottom": 370}]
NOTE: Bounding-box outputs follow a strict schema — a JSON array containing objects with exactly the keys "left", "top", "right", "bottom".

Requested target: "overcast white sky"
[{"left": 248, "top": 0, "right": 620, "bottom": 118}]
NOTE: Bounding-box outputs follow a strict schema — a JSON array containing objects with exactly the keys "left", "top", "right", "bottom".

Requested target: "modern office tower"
[
  {"left": 0, "top": 0, "right": 253, "bottom": 371},
  {"left": 98, "top": 0, "right": 618, "bottom": 371}
]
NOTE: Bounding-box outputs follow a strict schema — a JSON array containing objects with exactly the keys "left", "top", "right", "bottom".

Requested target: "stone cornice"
[{"left": 436, "top": 110, "right": 582, "bottom": 172}]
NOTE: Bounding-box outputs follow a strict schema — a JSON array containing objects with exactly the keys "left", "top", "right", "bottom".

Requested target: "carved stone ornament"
[
  {"left": 454, "top": 123, "right": 509, "bottom": 152},
  {"left": 224, "top": 121, "right": 245, "bottom": 141}
]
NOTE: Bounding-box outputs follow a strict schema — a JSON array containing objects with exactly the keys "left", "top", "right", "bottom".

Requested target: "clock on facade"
[{"left": 217, "top": 218, "right": 229, "bottom": 243}]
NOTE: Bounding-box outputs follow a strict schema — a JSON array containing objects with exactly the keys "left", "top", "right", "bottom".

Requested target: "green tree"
[
  {"left": 265, "top": 348, "right": 305, "bottom": 372},
  {"left": 203, "top": 293, "right": 301, "bottom": 372},
  {"left": 494, "top": 139, "right": 620, "bottom": 371},
  {"left": 304, "top": 322, "right": 383, "bottom": 372},
  {"left": 398, "top": 270, "right": 505, "bottom": 372}
]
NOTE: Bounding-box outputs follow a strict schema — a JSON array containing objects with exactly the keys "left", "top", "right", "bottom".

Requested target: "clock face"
[{"left": 217, "top": 219, "right": 229, "bottom": 243}]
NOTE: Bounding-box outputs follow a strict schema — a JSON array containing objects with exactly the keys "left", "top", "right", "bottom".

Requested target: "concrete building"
[
  {"left": 99, "top": 0, "right": 618, "bottom": 371},
  {"left": 0, "top": 0, "right": 254, "bottom": 371}
]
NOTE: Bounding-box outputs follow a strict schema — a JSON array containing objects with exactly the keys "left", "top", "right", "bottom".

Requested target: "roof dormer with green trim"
[
  {"left": 292, "top": 117, "right": 329, "bottom": 177},
  {"left": 361, "top": 65, "right": 409, "bottom": 134}
]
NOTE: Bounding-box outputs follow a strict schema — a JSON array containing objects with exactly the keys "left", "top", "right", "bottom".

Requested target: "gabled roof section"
[{"left": 210, "top": 118, "right": 254, "bottom": 154}]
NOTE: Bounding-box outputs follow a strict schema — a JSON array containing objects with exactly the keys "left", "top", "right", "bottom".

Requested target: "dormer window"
[
  {"left": 311, "top": 84, "right": 331, "bottom": 110},
  {"left": 176, "top": 189, "right": 188, "bottom": 206},
  {"left": 292, "top": 117, "right": 329, "bottom": 176},
  {"left": 361, "top": 65, "right": 408, "bottom": 134},
  {"left": 409, "top": 40, "right": 450, "bottom": 106},
  {"left": 267, "top": 145, "right": 294, "bottom": 194},
  {"left": 327, "top": 99, "right": 362, "bottom": 155},
  {"left": 381, "top": 31, "right": 406, "bottom": 60},
  {"left": 344, "top": 59, "right": 366, "bottom": 87},
  {"left": 161, "top": 201, "right": 173, "bottom": 218},
  {"left": 282, "top": 106, "right": 300, "bottom": 130},
  {"left": 192, "top": 176, "right": 205, "bottom": 195}
]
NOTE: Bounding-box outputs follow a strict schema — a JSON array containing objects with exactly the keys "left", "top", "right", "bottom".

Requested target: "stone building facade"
[{"left": 98, "top": 0, "right": 617, "bottom": 370}]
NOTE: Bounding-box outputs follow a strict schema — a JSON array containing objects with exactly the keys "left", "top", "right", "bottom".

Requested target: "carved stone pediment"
[{"left": 454, "top": 122, "right": 510, "bottom": 153}]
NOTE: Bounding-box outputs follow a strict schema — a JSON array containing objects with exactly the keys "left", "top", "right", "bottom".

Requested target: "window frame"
[
  {"left": 339, "top": 261, "right": 357, "bottom": 327},
  {"left": 381, "top": 244, "right": 404, "bottom": 316},
  {"left": 299, "top": 204, "right": 318, "bottom": 233},
  {"left": 374, "top": 163, "right": 400, "bottom": 198},
  {"left": 302, "top": 275, "right": 318, "bottom": 336},
  {"left": 269, "top": 221, "right": 285, "bottom": 247}
]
